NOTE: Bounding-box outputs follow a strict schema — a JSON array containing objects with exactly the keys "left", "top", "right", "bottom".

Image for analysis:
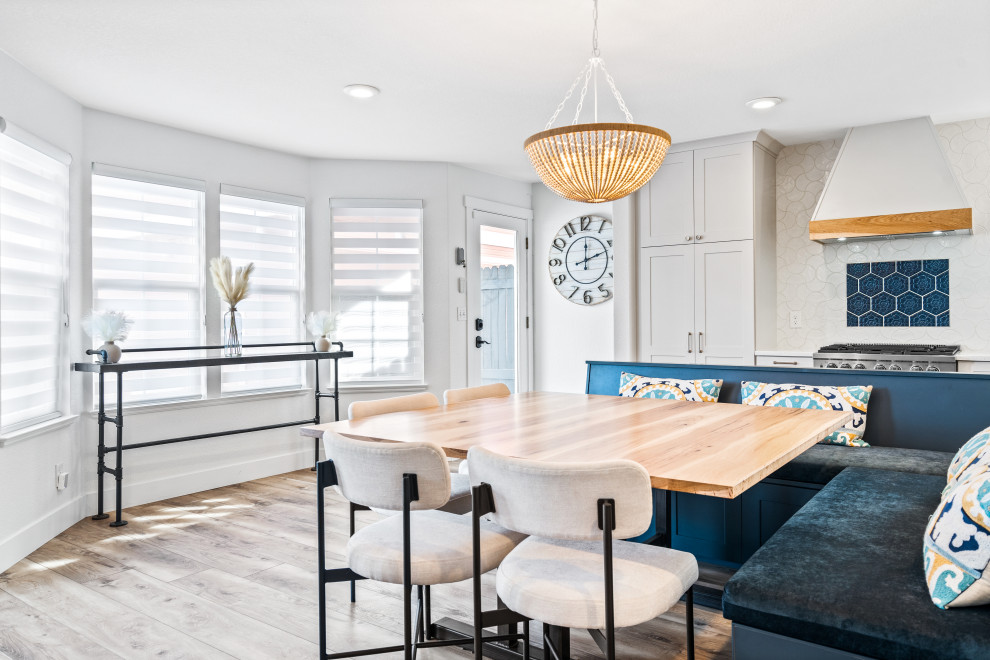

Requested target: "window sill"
[
  {"left": 338, "top": 383, "right": 429, "bottom": 394},
  {"left": 0, "top": 414, "right": 80, "bottom": 448},
  {"left": 87, "top": 387, "right": 314, "bottom": 418}
]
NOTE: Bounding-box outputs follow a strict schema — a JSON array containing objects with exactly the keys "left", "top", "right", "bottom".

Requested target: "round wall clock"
[{"left": 548, "top": 215, "right": 613, "bottom": 305}]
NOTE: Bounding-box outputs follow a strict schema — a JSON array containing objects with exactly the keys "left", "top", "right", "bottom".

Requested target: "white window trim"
[{"left": 0, "top": 118, "right": 72, "bottom": 434}]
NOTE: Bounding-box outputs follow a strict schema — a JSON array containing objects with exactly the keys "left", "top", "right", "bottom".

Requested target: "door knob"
[
  {"left": 696, "top": 234, "right": 703, "bottom": 240},
  {"left": 685, "top": 235, "right": 693, "bottom": 241},
  {"left": 475, "top": 336, "right": 491, "bottom": 348}
]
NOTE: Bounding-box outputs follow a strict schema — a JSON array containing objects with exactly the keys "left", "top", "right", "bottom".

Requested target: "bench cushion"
[
  {"left": 723, "top": 468, "right": 990, "bottom": 660},
  {"left": 769, "top": 445, "right": 953, "bottom": 485}
]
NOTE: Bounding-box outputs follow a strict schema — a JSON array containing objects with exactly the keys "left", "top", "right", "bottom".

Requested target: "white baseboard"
[
  {"left": 0, "top": 448, "right": 314, "bottom": 574},
  {"left": 0, "top": 494, "right": 88, "bottom": 574}
]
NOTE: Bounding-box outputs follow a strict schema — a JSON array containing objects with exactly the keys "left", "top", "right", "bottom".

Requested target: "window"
[
  {"left": 219, "top": 185, "right": 305, "bottom": 394},
  {"left": 0, "top": 123, "right": 70, "bottom": 432},
  {"left": 330, "top": 200, "right": 424, "bottom": 385},
  {"left": 91, "top": 164, "right": 205, "bottom": 404}
]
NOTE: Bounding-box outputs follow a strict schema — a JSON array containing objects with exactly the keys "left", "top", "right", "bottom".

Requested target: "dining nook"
[{"left": 3, "top": 2, "right": 990, "bottom": 659}]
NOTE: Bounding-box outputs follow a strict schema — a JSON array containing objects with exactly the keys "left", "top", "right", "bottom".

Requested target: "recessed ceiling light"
[
  {"left": 837, "top": 237, "right": 848, "bottom": 242},
  {"left": 342, "top": 84, "right": 380, "bottom": 99},
  {"left": 932, "top": 230, "right": 944, "bottom": 236},
  {"left": 746, "top": 97, "right": 782, "bottom": 110}
]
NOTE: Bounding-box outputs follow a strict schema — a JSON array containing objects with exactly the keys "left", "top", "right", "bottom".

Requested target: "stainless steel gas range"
[{"left": 812, "top": 343, "right": 961, "bottom": 372}]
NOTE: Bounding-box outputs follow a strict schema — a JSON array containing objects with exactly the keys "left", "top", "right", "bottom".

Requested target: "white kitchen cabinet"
[
  {"left": 638, "top": 241, "right": 755, "bottom": 365},
  {"left": 636, "top": 131, "right": 780, "bottom": 365},
  {"left": 755, "top": 352, "right": 815, "bottom": 368},
  {"left": 639, "top": 132, "right": 779, "bottom": 248}
]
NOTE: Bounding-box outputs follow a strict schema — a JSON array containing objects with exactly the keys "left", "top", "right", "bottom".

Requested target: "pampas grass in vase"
[
  {"left": 209, "top": 256, "right": 254, "bottom": 357},
  {"left": 306, "top": 310, "right": 339, "bottom": 352},
  {"left": 82, "top": 310, "right": 133, "bottom": 363}
]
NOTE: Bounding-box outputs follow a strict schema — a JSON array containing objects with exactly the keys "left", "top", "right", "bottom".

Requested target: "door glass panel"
[{"left": 479, "top": 225, "right": 516, "bottom": 393}]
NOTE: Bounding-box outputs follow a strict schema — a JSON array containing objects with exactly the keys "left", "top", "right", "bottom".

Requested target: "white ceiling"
[{"left": 2, "top": 0, "right": 988, "bottom": 181}]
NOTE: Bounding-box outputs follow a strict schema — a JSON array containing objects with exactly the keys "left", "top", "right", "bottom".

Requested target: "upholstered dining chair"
[
  {"left": 317, "top": 432, "right": 529, "bottom": 660},
  {"left": 442, "top": 382, "right": 511, "bottom": 405},
  {"left": 466, "top": 446, "right": 699, "bottom": 660}
]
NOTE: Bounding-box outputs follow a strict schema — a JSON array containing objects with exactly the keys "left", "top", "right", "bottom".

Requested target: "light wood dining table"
[{"left": 301, "top": 391, "right": 852, "bottom": 499}]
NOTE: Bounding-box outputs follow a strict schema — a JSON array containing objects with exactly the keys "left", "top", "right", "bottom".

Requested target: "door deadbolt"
[{"left": 475, "top": 318, "right": 484, "bottom": 331}]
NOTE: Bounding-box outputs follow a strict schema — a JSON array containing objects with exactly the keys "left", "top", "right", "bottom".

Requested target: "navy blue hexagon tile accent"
[{"left": 847, "top": 259, "right": 949, "bottom": 327}]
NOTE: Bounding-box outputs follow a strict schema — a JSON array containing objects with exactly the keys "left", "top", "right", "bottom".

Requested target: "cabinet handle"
[
  {"left": 696, "top": 234, "right": 703, "bottom": 240},
  {"left": 687, "top": 332, "right": 693, "bottom": 353},
  {"left": 773, "top": 360, "right": 798, "bottom": 365},
  {"left": 698, "top": 331, "right": 704, "bottom": 354},
  {"left": 685, "top": 235, "right": 693, "bottom": 242}
]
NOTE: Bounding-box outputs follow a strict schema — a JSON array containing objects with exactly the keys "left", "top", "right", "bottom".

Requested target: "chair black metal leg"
[
  {"left": 544, "top": 624, "right": 570, "bottom": 660},
  {"left": 686, "top": 585, "right": 695, "bottom": 660},
  {"left": 424, "top": 585, "right": 435, "bottom": 640},
  {"left": 349, "top": 501, "right": 358, "bottom": 603},
  {"left": 523, "top": 620, "right": 530, "bottom": 660}
]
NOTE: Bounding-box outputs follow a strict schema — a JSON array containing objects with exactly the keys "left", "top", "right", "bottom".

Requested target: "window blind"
[
  {"left": 0, "top": 131, "right": 69, "bottom": 432},
  {"left": 91, "top": 168, "right": 205, "bottom": 404},
  {"left": 330, "top": 201, "right": 424, "bottom": 384},
  {"left": 219, "top": 186, "right": 305, "bottom": 394}
]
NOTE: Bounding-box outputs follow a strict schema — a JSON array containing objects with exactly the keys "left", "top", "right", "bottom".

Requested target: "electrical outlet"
[
  {"left": 55, "top": 464, "right": 69, "bottom": 491},
  {"left": 456, "top": 306, "right": 467, "bottom": 321},
  {"left": 789, "top": 311, "right": 803, "bottom": 329}
]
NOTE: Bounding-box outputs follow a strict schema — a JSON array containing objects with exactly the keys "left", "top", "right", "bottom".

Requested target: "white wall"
[
  {"left": 0, "top": 52, "right": 532, "bottom": 572},
  {"left": 775, "top": 118, "right": 990, "bottom": 352},
  {"left": 532, "top": 186, "right": 615, "bottom": 392}
]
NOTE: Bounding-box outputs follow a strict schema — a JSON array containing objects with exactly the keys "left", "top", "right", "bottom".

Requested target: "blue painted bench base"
[{"left": 731, "top": 624, "right": 872, "bottom": 660}]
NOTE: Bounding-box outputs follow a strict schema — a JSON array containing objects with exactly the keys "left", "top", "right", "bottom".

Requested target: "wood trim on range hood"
[
  {"left": 809, "top": 117, "right": 973, "bottom": 244},
  {"left": 809, "top": 207, "right": 972, "bottom": 242}
]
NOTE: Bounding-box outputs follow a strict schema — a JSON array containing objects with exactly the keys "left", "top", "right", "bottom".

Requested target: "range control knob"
[
  {"left": 825, "top": 362, "right": 838, "bottom": 369},
  {"left": 854, "top": 363, "right": 867, "bottom": 370},
  {"left": 910, "top": 363, "right": 924, "bottom": 372},
  {"left": 874, "top": 363, "right": 887, "bottom": 371},
  {"left": 889, "top": 364, "right": 902, "bottom": 371},
  {"left": 839, "top": 363, "right": 852, "bottom": 370},
  {"left": 926, "top": 364, "right": 940, "bottom": 372}
]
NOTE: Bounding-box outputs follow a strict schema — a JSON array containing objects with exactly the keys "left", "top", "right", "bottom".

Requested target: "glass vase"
[{"left": 223, "top": 307, "right": 243, "bottom": 357}]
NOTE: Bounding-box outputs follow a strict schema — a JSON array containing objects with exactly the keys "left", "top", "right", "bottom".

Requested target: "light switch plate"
[{"left": 456, "top": 307, "right": 467, "bottom": 321}]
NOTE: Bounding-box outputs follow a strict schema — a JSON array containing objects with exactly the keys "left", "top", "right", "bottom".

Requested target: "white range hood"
[{"left": 809, "top": 117, "right": 972, "bottom": 243}]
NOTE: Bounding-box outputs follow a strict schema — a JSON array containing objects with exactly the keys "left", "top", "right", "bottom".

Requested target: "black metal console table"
[{"left": 73, "top": 341, "right": 353, "bottom": 527}]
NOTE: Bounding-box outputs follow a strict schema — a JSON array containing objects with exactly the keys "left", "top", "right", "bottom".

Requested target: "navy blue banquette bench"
[{"left": 587, "top": 361, "right": 990, "bottom": 660}]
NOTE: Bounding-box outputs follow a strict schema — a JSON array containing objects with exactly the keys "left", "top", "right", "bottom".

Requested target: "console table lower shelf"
[{"left": 74, "top": 341, "right": 353, "bottom": 526}]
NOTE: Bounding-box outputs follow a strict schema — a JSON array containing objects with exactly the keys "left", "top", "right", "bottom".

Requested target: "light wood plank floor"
[{"left": 0, "top": 470, "right": 733, "bottom": 659}]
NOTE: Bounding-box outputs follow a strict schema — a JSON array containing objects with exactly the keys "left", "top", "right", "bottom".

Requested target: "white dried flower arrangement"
[
  {"left": 209, "top": 256, "right": 254, "bottom": 307},
  {"left": 82, "top": 310, "right": 132, "bottom": 343},
  {"left": 306, "top": 310, "right": 339, "bottom": 337}
]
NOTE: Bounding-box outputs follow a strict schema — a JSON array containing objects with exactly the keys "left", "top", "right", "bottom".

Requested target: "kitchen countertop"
[{"left": 756, "top": 349, "right": 990, "bottom": 361}]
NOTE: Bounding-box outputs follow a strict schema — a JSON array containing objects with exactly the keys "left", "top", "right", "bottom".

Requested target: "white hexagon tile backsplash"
[{"left": 775, "top": 117, "right": 990, "bottom": 353}]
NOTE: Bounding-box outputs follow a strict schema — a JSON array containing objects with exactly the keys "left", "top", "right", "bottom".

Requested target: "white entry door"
[{"left": 466, "top": 208, "right": 531, "bottom": 393}]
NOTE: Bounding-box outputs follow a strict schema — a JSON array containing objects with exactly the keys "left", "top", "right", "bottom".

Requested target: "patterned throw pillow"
[
  {"left": 924, "top": 472, "right": 990, "bottom": 609},
  {"left": 741, "top": 381, "right": 873, "bottom": 447},
  {"left": 947, "top": 427, "right": 990, "bottom": 486},
  {"left": 619, "top": 372, "right": 723, "bottom": 403}
]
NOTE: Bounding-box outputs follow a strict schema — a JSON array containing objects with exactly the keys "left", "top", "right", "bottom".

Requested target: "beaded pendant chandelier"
[{"left": 525, "top": 0, "right": 670, "bottom": 203}]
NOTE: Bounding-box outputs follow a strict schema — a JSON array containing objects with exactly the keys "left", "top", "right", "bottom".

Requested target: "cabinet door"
[
  {"left": 695, "top": 241, "right": 755, "bottom": 365},
  {"left": 641, "top": 150, "right": 694, "bottom": 247},
  {"left": 639, "top": 245, "right": 696, "bottom": 363},
  {"left": 694, "top": 142, "right": 754, "bottom": 242}
]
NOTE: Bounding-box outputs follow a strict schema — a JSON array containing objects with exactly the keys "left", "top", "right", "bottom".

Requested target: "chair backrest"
[
  {"left": 443, "top": 383, "right": 511, "bottom": 405},
  {"left": 466, "top": 446, "right": 653, "bottom": 541},
  {"left": 324, "top": 432, "right": 451, "bottom": 511},
  {"left": 348, "top": 392, "right": 440, "bottom": 420}
]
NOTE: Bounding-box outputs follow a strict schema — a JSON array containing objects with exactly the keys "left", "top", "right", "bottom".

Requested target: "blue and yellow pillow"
[
  {"left": 924, "top": 472, "right": 990, "bottom": 608},
  {"left": 619, "top": 372, "right": 722, "bottom": 403},
  {"left": 947, "top": 427, "right": 990, "bottom": 486},
  {"left": 741, "top": 381, "right": 873, "bottom": 447}
]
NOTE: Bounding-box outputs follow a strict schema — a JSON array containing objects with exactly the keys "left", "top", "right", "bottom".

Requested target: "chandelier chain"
[
  {"left": 572, "top": 65, "right": 595, "bottom": 124},
  {"left": 600, "top": 60, "right": 634, "bottom": 123},
  {"left": 544, "top": 61, "right": 591, "bottom": 130},
  {"left": 592, "top": 0, "right": 600, "bottom": 56}
]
